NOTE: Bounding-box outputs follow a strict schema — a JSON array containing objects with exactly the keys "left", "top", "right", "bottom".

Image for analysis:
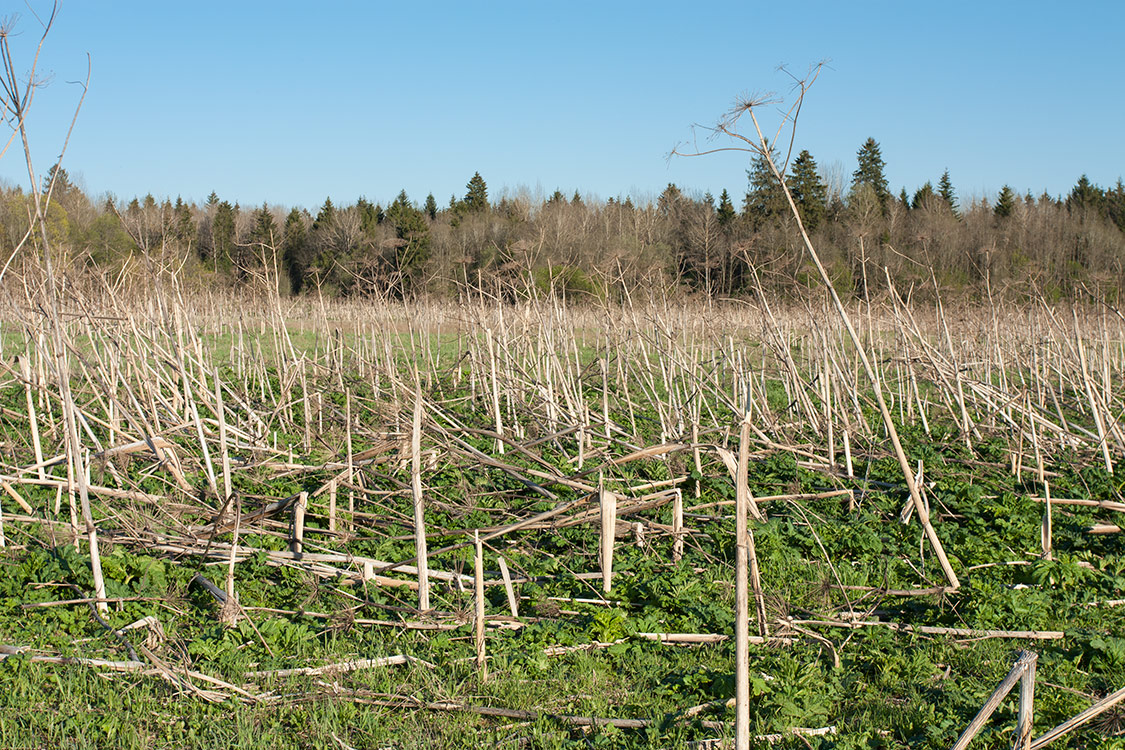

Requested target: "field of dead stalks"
[{"left": 0, "top": 284, "right": 1123, "bottom": 749}]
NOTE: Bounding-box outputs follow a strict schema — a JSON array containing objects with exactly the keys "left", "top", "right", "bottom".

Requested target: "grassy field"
[{"left": 0, "top": 284, "right": 1123, "bottom": 749}]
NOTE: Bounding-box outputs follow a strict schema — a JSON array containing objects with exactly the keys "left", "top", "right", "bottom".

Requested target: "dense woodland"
[{"left": 4, "top": 138, "right": 1124, "bottom": 301}]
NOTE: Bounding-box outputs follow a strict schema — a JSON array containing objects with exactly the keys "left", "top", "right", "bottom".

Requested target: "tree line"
[{"left": 4, "top": 141, "right": 1124, "bottom": 301}]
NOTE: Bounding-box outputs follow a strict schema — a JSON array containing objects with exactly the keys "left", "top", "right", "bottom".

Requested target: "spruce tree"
[
  {"left": 173, "top": 197, "right": 194, "bottom": 243},
  {"left": 994, "top": 186, "right": 1016, "bottom": 218},
  {"left": 313, "top": 197, "right": 336, "bottom": 231},
  {"left": 787, "top": 150, "right": 827, "bottom": 230},
  {"left": 464, "top": 172, "right": 489, "bottom": 212},
  {"left": 911, "top": 182, "right": 935, "bottom": 210},
  {"left": 1067, "top": 175, "right": 1104, "bottom": 218},
  {"left": 357, "top": 197, "right": 380, "bottom": 237},
  {"left": 251, "top": 203, "right": 276, "bottom": 246},
  {"left": 385, "top": 190, "right": 430, "bottom": 289},
  {"left": 716, "top": 189, "right": 736, "bottom": 228},
  {"left": 658, "top": 183, "right": 684, "bottom": 215},
  {"left": 282, "top": 208, "right": 309, "bottom": 294},
  {"left": 851, "top": 138, "right": 890, "bottom": 210},
  {"left": 743, "top": 150, "right": 787, "bottom": 225},
  {"left": 424, "top": 193, "right": 438, "bottom": 220},
  {"left": 212, "top": 200, "right": 237, "bottom": 269},
  {"left": 937, "top": 169, "right": 959, "bottom": 217},
  {"left": 42, "top": 164, "right": 76, "bottom": 200},
  {"left": 1106, "top": 179, "right": 1125, "bottom": 232}
]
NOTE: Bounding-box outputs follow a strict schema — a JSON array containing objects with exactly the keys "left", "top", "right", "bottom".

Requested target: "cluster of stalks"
[{"left": 1, "top": 261, "right": 1123, "bottom": 744}]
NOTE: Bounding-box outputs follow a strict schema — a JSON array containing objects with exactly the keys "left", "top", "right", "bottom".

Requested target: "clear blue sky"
[{"left": 2, "top": 1, "right": 1122, "bottom": 211}]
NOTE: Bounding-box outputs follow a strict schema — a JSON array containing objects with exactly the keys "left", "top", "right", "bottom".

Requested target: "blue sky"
[{"left": 2, "top": 1, "right": 1121, "bottom": 211}]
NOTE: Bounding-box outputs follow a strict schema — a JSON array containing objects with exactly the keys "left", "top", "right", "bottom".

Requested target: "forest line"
[{"left": 4, "top": 138, "right": 1124, "bottom": 302}]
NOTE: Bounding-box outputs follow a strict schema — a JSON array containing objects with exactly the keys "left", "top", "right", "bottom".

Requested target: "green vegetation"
[{"left": 0, "top": 291, "right": 1122, "bottom": 749}]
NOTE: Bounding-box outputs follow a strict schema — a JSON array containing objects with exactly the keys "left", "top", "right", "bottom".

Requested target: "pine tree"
[
  {"left": 464, "top": 172, "right": 489, "bottom": 212},
  {"left": 851, "top": 138, "right": 890, "bottom": 210},
  {"left": 787, "top": 150, "right": 827, "bottom": 230},
  {"left": 716, "top": 189, "right": 736, "bottom": 228},
  {"left": 994, "top": 185, "right": 1016, "bottom": 218},
  {"left": 424, "top": 193, "right": 437, "bottom": 220}
]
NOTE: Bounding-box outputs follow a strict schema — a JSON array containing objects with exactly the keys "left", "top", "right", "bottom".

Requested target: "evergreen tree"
[
  {"left": 357, "top": 197, "right": 380, "bottom": 238},
  {"left": 1106, "top": 179, "right": 1125, "bottom": 232},
  {"left": 250, "top": 203, "right": 276, "bottom": 246},
  {"left": 571, "top": 190, "right": 584, "bottom": 207},
  {"left": 658, "top": 183, "right": 684, "bottom": 216},
  {"left": 851, "top": 138, "right": 890, "bottom": 210},
  {"left": 313, "top": 197, "right": 336, "bottom": 231},
  {"left": 464, "top": 172, "right": 489, "bottom": 212},
  {"left": 212, "top": 200, "right": 237, "bottom": 269},
  {"left": 938, "top": 170, "right": 955, "bottom": 204},
  {"left": 716, "top": 189, "right": 736, "bottom": 228},
  {"left": 743, "top": 150, "right": 787, "bottom": 225},
  {"left": 424, "top": 193, "right": 438, "bottom": 220},
  {"left": 42, "top": 164, "right": 77, "bottom": 202},
  {"left": 173, "top": 197, "right": 194, "bottom": 244},
  {"left": 546, "top": 190, "right": 567, "bottom": 206},
  {"left": 787, "top": 150, "right": 827, "bottom": 230},
  {"left": 385, "top": 190, "right": 430, "bottom": 290},
  {"left": 282, "top": 208, "right": 309, "bottom": 294},
  {"left": 1067, "top": 175, "right": 1104, "bottom": 218},
  {"left": 994, "top": 185, "right": 1016, "bottom": 218},
  {"left": 911, "top": 182, "right": 935, "bottom": 210}
]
